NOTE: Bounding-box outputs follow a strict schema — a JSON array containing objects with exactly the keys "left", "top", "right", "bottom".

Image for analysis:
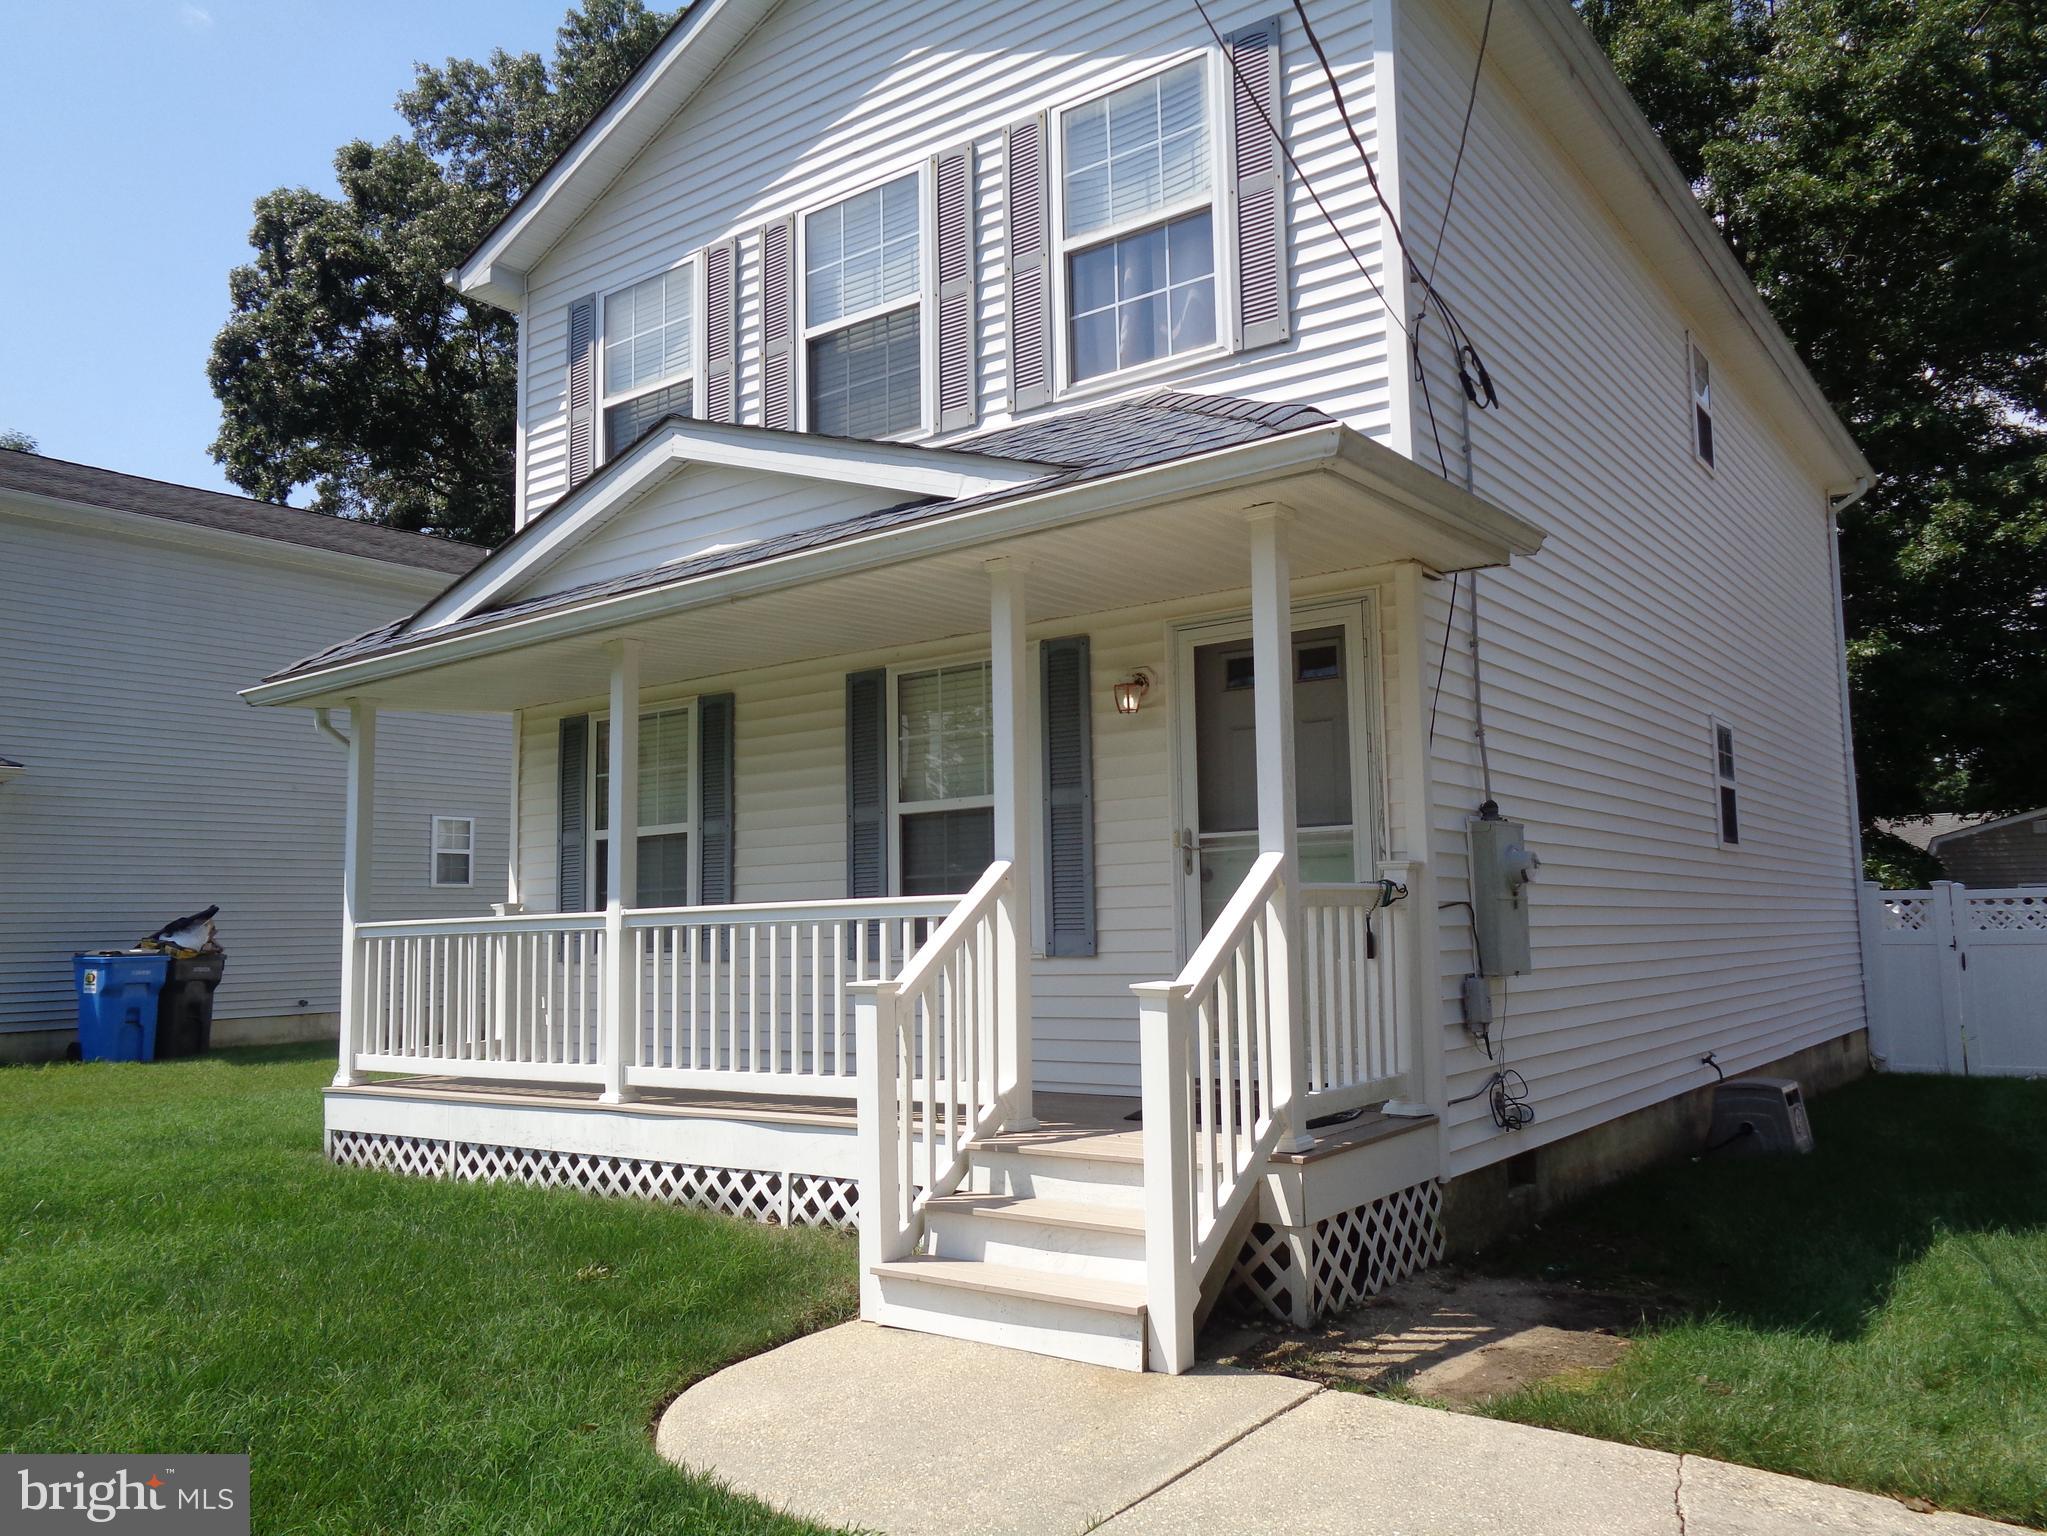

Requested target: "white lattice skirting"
[
  {"left": 327, "top": 1129, "right": 858, "bottom": 1229},
  {"left": 1226, "top": 1179, "right": 1445, "bottom": 1323}
]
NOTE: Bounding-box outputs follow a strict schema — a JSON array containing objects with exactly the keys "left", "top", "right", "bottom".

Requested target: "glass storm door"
[{"left": 1180, "top": 620, "right": 1361, "bottom": 937}]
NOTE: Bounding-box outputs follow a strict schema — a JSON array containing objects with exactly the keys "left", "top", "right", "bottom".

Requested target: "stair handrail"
[
  {"left": 1133, "top": 850, "right": 1291, "bottom": 1372},
  {"left": 853, "top": 860, "right": 1016, "bottom": 1319}
]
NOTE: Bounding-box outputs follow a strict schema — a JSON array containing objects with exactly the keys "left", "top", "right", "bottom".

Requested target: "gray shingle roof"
[
  {"left": 0, "top": 450, "right": 489, "bottom": 575},
  {"left": 264, "top": 391, "right": 1335, "bottom": 684}
]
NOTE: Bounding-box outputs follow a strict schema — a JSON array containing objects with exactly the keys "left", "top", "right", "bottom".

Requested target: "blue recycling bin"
[{"left": 73, "top": 952, "right": 170, "bottom": 1061}]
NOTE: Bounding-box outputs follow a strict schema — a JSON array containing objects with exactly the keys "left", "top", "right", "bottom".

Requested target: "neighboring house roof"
[
  {"left": 449, "top": 0, "right": 1867, "bottom": 485},
  {"left": 1877, "top": 815, "right": 1989, "bottom": 853},
  {"left": 0, "top": 451, "right": 489, "bottom": 575},
  {"left": 252, "top": 390, "right": 1542, "bottom": 695},
  {"left": 1929, "top": 809, "right": 2047, "bottom": 849}
]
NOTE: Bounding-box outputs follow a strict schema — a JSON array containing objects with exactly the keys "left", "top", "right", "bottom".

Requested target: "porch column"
[
  {"left": 988, "top": 557, "right": 1038, "bottom": 1130},
  {"left": 333, "top": 700, "right": 376, "bottom": 1088},
  {"left": 600, "top": 640, "right": 640, "bottom": 1104},
  {"left": 1248, "top": 508, "right": 1313, "bottom": 1152}
]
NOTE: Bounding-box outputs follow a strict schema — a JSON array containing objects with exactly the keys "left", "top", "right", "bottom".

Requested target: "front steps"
[{"left": 867, "top": 1121, "right": 1156, "bottom": 1371}]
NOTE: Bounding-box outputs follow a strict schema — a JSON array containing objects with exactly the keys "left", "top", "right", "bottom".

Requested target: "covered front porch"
[{"left": 253, "top": 398, "right": 1542, "bottom": 1368}]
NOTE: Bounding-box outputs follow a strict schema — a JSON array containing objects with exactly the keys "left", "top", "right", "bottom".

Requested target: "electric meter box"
[{"left": 1468, "top": 816, "right": 1537, "bottom": 977}]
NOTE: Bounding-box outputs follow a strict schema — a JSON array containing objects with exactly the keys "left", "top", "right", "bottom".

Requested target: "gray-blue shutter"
[
  {"left": 1227, "top": 17, "right": 1289, "bottom": 350},
  {"left": 566, "top": 297, "right": 597, "bottom": 485},
  {"left": 758, "top": 219, "right": 796, "bottom": 431},
  {"left": 845, "top": 669, "right": 888, "bottom": 898},
  {"left": 1005, "top": 114, "right": 1052, "bottom": 412},
  {"left": 933, "top": 143, "right": 977, "bottom": 432},
  {"left": 557, "top": 715, "right": 589, "bottom": 911},
  {"left": 1040, "top": 636, "right": 1096, "bottom": 957},
  {"left": 697, "top": 693, "right": 736, "bottom": 904},
  {"left": 703, "top": 239, "right": 738, "bottom": 423}
]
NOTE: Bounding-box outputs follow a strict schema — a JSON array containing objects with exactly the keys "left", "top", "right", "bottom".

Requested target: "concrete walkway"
[{"left": 657, "top": 1323, "right": 2029, "bottom": 1536}]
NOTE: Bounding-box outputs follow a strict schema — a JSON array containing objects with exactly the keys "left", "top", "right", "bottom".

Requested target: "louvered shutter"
[
  {"left": 845, "top": 669, "right": 888, "bottom": 899},
  {"left": 758, "top": 219, "right": 796, "bottom": 431},
  {"left": 696, "top": 693, "right": 737, "bottom": 904},
  {"left": 1005, "top": 114, "right": 1052, "bottom": 412},
  {"left": 1227, "top": 17, "right": 1290, "bottom": 350},
  {"left": 703, "top": 239, "right": 738, "bottom": 423},
  {"left": 566, "top": 297, "right": 597, "bottom": 485},
  {"left": 557, "top": 715, "right": 589, "bottom": 911},
  {"left": 1040, "top": 637, "right": 1096, "bottom": 957},
  {"left": 933, "top": 144, "right": 977, "bottom": 432}
]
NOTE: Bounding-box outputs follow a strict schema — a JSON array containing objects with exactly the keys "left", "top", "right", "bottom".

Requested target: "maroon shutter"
[
  {"left": 702, "top": 239, "right": 738, "bottom": 423},
  {"left": 933, "top": 144, "right": 977, "bottom": 432},
  {"left": 1228, "top": 17, "right": 1289, "bottom": 350},
  {"left": 758, "top": 218, "right": 796, "bottom": 431},
  {"left": 566, "top": 296, "right": 597, "bottom": 485},
  {"left": 1005, "top": 113, "right": 1052, "bottom": 412}
]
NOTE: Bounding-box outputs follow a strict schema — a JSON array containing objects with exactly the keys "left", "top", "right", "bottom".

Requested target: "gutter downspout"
[
  {"left": 1826, "top": 476, "right": 1874, "bottom": 1049},
  {"left": 314, "top": 708, "right": 351, "bottom": 749}
]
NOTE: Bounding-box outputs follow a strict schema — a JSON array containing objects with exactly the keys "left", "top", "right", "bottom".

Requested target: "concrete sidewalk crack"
[
  {"left": 1675, "top": 1453, "right": 1689, "bottom": 1536},
  {"left": 1086, "top": 1384, "right": 1326, "bottom": 1532}
]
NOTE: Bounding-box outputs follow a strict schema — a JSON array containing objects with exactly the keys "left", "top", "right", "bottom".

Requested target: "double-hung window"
[
  {"left": 1711, "top": 718, "right": 1740, "bottom": 847},
  {"left": 804, "top": 173, "right": 924, "bottom": 438},
  {"left": 1059, "top": 60, "right": 1219, "bottom": 385},
  {"left": 601, "top": 263, "right": 695, "bottom": 461},
  {"left": 430, "top": 816, "right": 474, "bottom": 888},
  {"left": 894, "top": 661, "right": 993, "bottom": 896},
  {"left": 1688, "top": 335, "right": 1714, "bottom": 468},
  {"left": 592, "top": 706, "right": 694, "bottom": 906}
]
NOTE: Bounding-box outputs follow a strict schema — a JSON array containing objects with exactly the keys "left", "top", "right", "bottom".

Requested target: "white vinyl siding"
[
  {"left": 1393, "top": 0, "right": 1861, "bottom": 1175},
  {"left": 0, "top": 506, "right": 510, "bottom": 1033},
  {"left": 515, "top": 0, "right": 1398, "bottom": 518}
]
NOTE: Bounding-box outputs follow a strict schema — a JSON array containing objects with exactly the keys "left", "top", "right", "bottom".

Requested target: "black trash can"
[{"left": 156, "top": 953, "right": 225, "bottom": 1058}]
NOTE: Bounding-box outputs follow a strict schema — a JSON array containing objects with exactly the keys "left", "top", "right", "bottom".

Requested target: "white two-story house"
[{"left": 246, "top": 0, "right": 1872, "bottom": 1372}]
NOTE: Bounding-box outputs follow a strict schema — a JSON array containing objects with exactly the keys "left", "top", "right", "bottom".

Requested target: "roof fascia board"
[
  {"left": 454, "top": 0, "right": 773, "bottom": 307},
  {"left": 0, "top": 491, "right": 466, "bottom": 588},
  {"left": 1929, "top": 808, "right": 2047, "bottom": 848},
  {"left": 410, "top": 420, "right": 1058, "bottom": 633},
  {"left": 1515, "top": 0, "right": 1871, "bottom": 485},
  {"left": 246, "top": 424, "right": 1546, "bottom": 706}
]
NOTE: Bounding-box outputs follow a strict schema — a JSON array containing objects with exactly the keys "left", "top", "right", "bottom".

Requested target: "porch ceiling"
[{"left": 247, "top": 426, "right": 1544, "bottom": 714}]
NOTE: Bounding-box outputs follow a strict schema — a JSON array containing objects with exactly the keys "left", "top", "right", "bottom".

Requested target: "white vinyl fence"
[{"left": 1862, "top": 883, "right": 2047, "bottom": 1076}]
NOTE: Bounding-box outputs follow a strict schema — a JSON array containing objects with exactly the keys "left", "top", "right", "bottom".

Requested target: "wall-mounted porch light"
[{"left": 1112, "top": 670, "right": 1153, "bottom": 716}]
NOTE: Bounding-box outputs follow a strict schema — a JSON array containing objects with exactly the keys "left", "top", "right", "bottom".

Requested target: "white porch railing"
[
  {"left": 855, "top": 861, "right": 1018, "bottom": 1284},
  {"left": 1135, "top": 851, "right": 1291, "bottom": 1374},
  {"left": 1301, "top": 862, "right": 1416, "bottom": 1112},
  {"left": 347, "top": 897, "right": 953, "bottom": 1094}
]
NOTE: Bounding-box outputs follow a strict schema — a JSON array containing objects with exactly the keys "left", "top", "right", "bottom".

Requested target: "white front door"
[{"left": 1175, "top": 601, "right": 1376, "bottom": 945}]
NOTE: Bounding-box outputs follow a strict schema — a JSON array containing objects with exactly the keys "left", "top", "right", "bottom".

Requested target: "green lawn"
[
  {"left": 1473, "top": 1073, "right": 2047, "bottom": 1528},
  {"left": 0, "top": 1044, "right": 857, "bottom": 1535}
]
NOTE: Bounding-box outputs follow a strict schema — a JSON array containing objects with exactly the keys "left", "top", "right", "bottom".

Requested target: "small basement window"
[
  {"left": 1688, "top": 335, "right": 1714, "bottom": 467},
  {"left": 1711, "top": 719, "right": 1740, "bottom": 846},
  {"left": 431, "top": 816, "right": 475, "bottom": 887}
]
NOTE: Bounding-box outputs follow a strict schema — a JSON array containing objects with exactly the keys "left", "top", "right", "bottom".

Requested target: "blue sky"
[{"left": 0, "top": 0, "right": 575, "bottom": 495}]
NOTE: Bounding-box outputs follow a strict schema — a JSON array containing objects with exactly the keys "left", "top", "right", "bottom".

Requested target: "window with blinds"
[
  {"left": 592, "top": 706, "right": 694, "bottom": 906},
  {"left": 600, "top": 263, "right": 694, "bottom": 461},
  {"left": 805, "top": 172, "right": 924, "bottom": 437},
  {"left": 1059, "top": 61, "right": 1218, "bottom": 383},
  {"left": 895, "top": 661, "right": 993, "bottom": 897}
]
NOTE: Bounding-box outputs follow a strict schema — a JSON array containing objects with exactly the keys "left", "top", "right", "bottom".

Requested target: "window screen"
[{"left": 1062, "top": 61, "right": 1210, "bottom": 238}]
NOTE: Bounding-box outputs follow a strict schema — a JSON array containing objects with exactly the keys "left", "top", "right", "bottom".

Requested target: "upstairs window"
[
  {"left": 1059, "top": 61, "right": 1218, "bottom": 384},
  {"left": 430, "top": 816, "right": 474, "bottom": 888},
  {"left": 804, "top": 173, "right": 924, "bottom": 438},
  {"left": 1688, "top": 335, "right": 1714, "bottom": 467},
  {"left": 592, "top": 706, "right": 694, "bottom": 907},
  {"left": 602, "top": 264, "right": 694, "bottom": 460},
  {"left": 1711, "top": 718, "right": 1740, "bottom": 846},
  {"left": 894, "top": 661, "right": 993, "bottom": 897}
]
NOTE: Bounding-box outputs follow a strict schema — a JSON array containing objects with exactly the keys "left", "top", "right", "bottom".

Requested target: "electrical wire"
[{"left": 1426, "top": 571, "right": 1461, "bottom": 746}]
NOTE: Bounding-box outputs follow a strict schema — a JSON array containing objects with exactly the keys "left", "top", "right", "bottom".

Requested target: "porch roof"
[{"left": 244, "top": 391, "right": 1545, "bottom": 714}]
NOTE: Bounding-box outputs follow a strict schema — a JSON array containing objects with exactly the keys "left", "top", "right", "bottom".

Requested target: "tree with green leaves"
[
  {"left": 0, "top": 429, "right": 36, "bottom": 453},
  {"left": 208, "top": 1, "right": 674, "bottom": 547},
  {"left": 1577, "top": 0, "right": 2047, "bottom": 864}
]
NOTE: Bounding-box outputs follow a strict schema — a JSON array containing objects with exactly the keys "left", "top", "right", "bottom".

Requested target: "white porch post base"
[
  {"left": 1135, "top": 981, "right": 1194, "bottom": 1372},
  {"left": 852, "top": 981, "right": 912, "bottom": 1318}
]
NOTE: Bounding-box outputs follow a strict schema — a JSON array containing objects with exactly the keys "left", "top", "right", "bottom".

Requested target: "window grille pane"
[
  {"left": 897, "top": 662, "right": 992, "bottom": 804},
  {"left": 604, "top": 267, "right": 693, "bottom": 397},
  {"left": 808, "top": 308, "right": 921, "bottom": 438},
  {"left": 806, "top": 173, "right": 920, "bottom": 327},
  {"left": 1716, "top": 725, "right": 1736, "bottom": 782},
  {"left": 595, "top": 709, "right": 691, "bottom": 832},
  {"left": 1067, "top": 209, "right": 1215, "bottom": 380},
  {"left": 900, "top": 808, "right": 995, "bottom": 897},
  {"left": 1063, "top": 60, "right": 1209, "bottom": 239}
]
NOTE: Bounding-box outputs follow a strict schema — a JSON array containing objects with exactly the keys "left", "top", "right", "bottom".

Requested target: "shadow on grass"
[{"left": 1469, "top": 1073, "right": 2047, "bottom": 1341}]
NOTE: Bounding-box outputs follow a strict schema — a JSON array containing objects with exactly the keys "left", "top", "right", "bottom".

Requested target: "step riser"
[
  {"left": 925, "top": 1213, "right": 1147, "bottom": 1286},
  {"left": 870, "top": 1277, "right": 1146, "bottom": 1372},
  {"left": 969, "top": 1150, "right": 1146, "bottom": 1207}
]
